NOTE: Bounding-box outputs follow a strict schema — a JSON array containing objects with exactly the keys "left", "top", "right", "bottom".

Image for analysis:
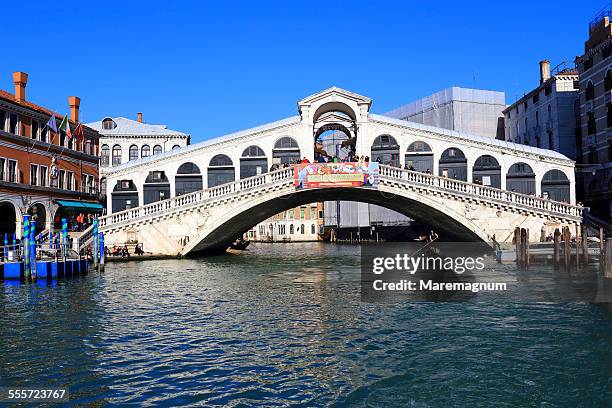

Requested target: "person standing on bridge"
[{"left": 301, "top": 157, "right": 310, "bottom": 164}]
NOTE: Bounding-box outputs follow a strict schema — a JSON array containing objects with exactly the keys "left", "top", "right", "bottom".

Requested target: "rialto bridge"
[{"left": 97, "top": 87, "right": 582, "bottom": 255}]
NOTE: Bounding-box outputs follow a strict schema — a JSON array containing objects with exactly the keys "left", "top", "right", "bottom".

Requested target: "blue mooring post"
[
  {"left": 23, "top": 215, "right": 31, "bottom": 279},
  {"left": 3, "top": 232, "right": 7, "bottom": 262},
  {"left": 99, "top": 232, "right": 105, "bottom": 272},
  {"left": 93, "top": 218, "right": 99, "bottom": 270},
  {"left": 30, "top": 220, "right": 37, "bottom": 280},
  {"left": 61, "top": 218, "right": 68, "bottom": 263},
  {"left": 49, "top": 231, "right": 53, "bottom": 251},
  {"left": 12, "top": 233, "right": 16, "bottom": 261}
]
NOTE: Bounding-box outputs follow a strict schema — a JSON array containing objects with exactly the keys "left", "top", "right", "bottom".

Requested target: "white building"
[
  {"left": 384, "top": 87, "right": 506, "bottom": 139},
  {"left": 247, "top": 203, "right": 324, "bottom": 242},
  {"left": 86, "top": 113, "right": 190, "bottom": 169},
  {"left": 503, "top": 60, "right": 580, "bottom": 161}
]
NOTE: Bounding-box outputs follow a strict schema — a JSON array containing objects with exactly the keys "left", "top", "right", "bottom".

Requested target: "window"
[
  {"left": 573, "top": 80, "right": 579, "bottom": 90},
  {"left": 67, "top": 171, "right": 74, "bottom": 190},
  {"left": 300, "top": 224, "right": 305, "bottom": 234},
  {"left": 311, "top": 224, "right": 316, "bottom": 235},
  {"left": 40, "top": 126, "right": 47, "bottom": 143},
  {"left": 9, "top": 113, "right": 18, "bottom": 135},
  {"left": 7, "top": 160, "right": 17, "bottom": 183},
  {"left": 31, "top": 120, "right": 38, "bottom": 140},
  {"left": 311, "top": 208, "right": 316, "bottom": 219},
  {"left": 584, "top": 58, "right": 593, "bottom": 71},
  {"left": 59, "top": 170, "right": 65, "bottom": 189},
  {"left": 39, "top": 166, "right": 47, "bottom": 187},
  {"left": 606, "top": 70, "right": 612, "bottom": 92},
  {"left": 589, "top": 146, "right": 597, "bottom": 164},
  {"left": 0, "top": 157, "right": 5, "bottom": 181},
  {"left": 290, "top": 224, "right": 294, "bottom": 234},
  {"left": 30, "top": 164, "right": 38, "bottom": 185},
  {"left": 101, "top": 145, "right": 110, "bottom": 166},
  {"left": 102, "top": 118, "right": 116, "bottom": 130},
  {"left": 153, "top": 145, "right": 162, "bottom": 155},
  {"left": 523, "top": 101, "right": 528, "bottom": 110},
  {"left": 532, "top": 93, "right": 539, "bottom": 103},
  {"left": 545, "top": 84, "right": 552, "bottom": 96},
  {"left": 535, "top": 111, "right": 539, "bottom": 126},
  {"left": 0, "top": 110, "right": 5, "bottom": 131},
  {"left": 88, "top": 175, "right": 95, "bottom": 194},
  {"left": 172, "top": 145, "right": 181, "bottom": 150},
  {"left": 141, "top": 145, "right": 150, "bottom": 158},
  {"left": 300, "top": 208, "right": 305, "bottom": 219},
  {"left": 129, "top": 145, "right": 138, "bottom": 161},
  {"left": 587, "top": 111, "right": 596, "bottom": 135},
  {"left": 586, "top": 81, "right": 595, "bottom": 101},
  {"left": 608, "top": 104, "right": 612, "bottom": 128},
  {"left": 81, "top": 175, "right": 87, "bottom": 192},
  {"left": 112, "top": 145, "right": 122, "bottom": 165},
  {"left": 318, "top": 210, "right": 323, "bottom": 218}
]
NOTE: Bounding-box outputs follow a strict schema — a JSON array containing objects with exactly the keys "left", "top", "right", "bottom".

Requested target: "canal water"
[{"left": 1, "top": 243, "right": 611, "bottom": 406}]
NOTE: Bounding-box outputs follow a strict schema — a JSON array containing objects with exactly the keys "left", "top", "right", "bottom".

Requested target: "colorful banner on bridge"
[{"left": 294, "top": 162, "right": 379, "bottom": 189}]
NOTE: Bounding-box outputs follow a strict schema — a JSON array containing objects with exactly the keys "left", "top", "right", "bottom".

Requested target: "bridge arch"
[
  {"left": 371, "top": 135, "right": 399, "bottom": 166},
  {"left": 175, "top": 162, "right": 203, "bottom": 196},
  {"left": 405, "top": 141, "right": 433, "bottom": 172},
  {"left": 143, "top": 171, "right": 170, "bottom": 204},
  {"left": 541, "top": 169, "right": 570, "bottom": 202},
  {"left": 0, "top": 201, "right": 19, "bottom": 236},
  {"left": 439, "top": 147, "right": 467, "bottom": 180},
  {"left": 208, "top": 154, "right": 235, "bottom": 188},
  {"left": 506, "top": 162, "right": 536, "bottom": 195},
  {"left": 312, "top": 102, "right": 357, "bottom": 123},
  {"left": 240, "top": 145, "right": 267, "bottom": 179},
  {"left": 273, "top": 136, "right": 301, "bottom": 164},
  {"left": 27, "top": 203, "right": 48, "bottom": 236},
  {"left": 472, "top": 155, "right": 501, "bottom": 188}
]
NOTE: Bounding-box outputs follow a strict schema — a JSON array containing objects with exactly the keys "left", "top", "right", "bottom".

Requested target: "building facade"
[
  {"left": 384, "top": 87, "right": 506, "bottom": 139},
  {"left": 503, "top": 60, "right": 580, "bottom": 161},
  {"left": 575, "top": 11, "right": 612, "bottom": 222},
  {"left": 247, "top": 203, "right": 324, "bottom": 242},
  {"left": 0, "top": 71, "right": 101, "bottom": 237}
]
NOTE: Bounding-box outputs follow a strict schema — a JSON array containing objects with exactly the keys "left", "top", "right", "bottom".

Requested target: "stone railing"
[
  {"left": 100, "top": 164, "right": 582, "bottom": 231},
  {"left": 378, "top": 166, "right": 583, "bottom": 219},
  {"left": 100, "top": 167, "right": 294, "bottom": 229}
]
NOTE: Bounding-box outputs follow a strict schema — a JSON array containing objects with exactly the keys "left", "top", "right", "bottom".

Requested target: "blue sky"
[{"left": 1, "top": 0, "right": 603, "bottom": 143}]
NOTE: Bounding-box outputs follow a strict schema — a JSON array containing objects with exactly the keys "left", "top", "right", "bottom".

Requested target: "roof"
[
  {"left": 503, "top": 73, "right": 578, "bottom": 114},
  {"left": 85, "top": 117, "right": 189, "bottom": 137},
  {"left": 369, "top": 113, "right": 572, "bottom": 162},
  {"left": 0, "top": 89, "right": 77, "bottom": 123}
]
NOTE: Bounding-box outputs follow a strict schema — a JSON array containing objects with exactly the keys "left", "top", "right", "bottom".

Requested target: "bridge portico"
[{"left": 98, "top": 87, "right": 581, "bottom": 255}]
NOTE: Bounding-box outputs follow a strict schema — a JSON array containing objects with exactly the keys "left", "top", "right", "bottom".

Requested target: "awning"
[{"left": 55, "top": 200, "right": 104, "bottom": 211}]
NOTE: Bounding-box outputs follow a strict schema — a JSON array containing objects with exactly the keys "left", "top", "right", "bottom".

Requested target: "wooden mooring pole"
[
  {"left": 575, "top": 224, "right": 580, "bottom": 271},
  {"left": 563, "top": 226, "right": 571, "bottom": 270},
  {"left": 514, "top": 227, "right": 521, "bottom": 266},
  {"left": 553, "top": 228, "right": 561, "bottom": 269},
  {"left": 581, "top": 224, "right": 589, "bottom": 265},
  {"left": 604, "top": 239, "right": 612, "bottom": 279}
]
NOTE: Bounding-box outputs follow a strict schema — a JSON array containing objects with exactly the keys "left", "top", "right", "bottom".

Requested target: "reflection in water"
[{"left": 0, "top": 242, "right": 611, "bottom": 406}]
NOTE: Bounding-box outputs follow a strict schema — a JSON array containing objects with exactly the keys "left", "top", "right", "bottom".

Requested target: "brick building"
[
  {"left": 575, "top": 10, "right": 612, "bottom": 222},
  {"left": 0, "top": 71, "right": 101, "bottom": 238}
]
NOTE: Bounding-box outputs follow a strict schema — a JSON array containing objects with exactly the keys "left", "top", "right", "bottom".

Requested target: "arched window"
[
  {"left": 112, "top": 144, "right": 122, "bottom": 166},
  {"left": 506, "top": 162, "right": 536, "bottom": 195},
  {"left": 101, "top": 144, "right": 110, "bottom": 166},
  {"left": 405, "top": 141, "right": 433, "bottom": 172},
  {"left": 240, "top": 145, "right": 267, "bottom": 179},
  {"left": 111, "top": 180, "right": 138, "bottom": 213},
  {"left": 606, "top": 70, "right": 612, "bottom": 91},
  {"left": 586, "top": 81, "right": 595, "bottom": 101},
  {"left": 273, "top": 136, "right": 300, "bottom": 164},
  {"left": 541, "top": 169, "right": 570, "bottom": 202},
  {"left": 439, "top": 147, "right": 467, "bottom": 181},
  {"left": 129, "top": 144, "right": 138, "bottom": 161},
  {"left": 176, "top": 162, "right": 203, "bottom": 195},
  {"left": 300, "top": 224, "right": 305, "bottom": 234},
  {"left": 371, "top": 135, "right": 400, "bottom": 166},
  {"left": 153, "top": 145, "right": 162, "bottom": 155},
  {"left": 208, "top": 154, "right": 235, "bottom": 187},
  {"left": 141, "top": 144, "right": 151, "bottom": 158},
  {"left": 102, "top": 118, "right": 116, "bottom": 130},
  {"left": 472, "top": 155, "right": 501, "bottom": 188},
  {"left": 172, "top": 145, "right": 181, "bottom": 150},
  {"left": 311, "top": 224, "right": 316, "bottom": 235},
  {"left": 143, "top": 171, "right": 170, "bottom": 204},
  {"left": 290, "top": 224, "right": 294, "bottom": 234}
]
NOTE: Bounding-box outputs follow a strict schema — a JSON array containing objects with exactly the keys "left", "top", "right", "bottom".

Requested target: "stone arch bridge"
[{"left": 97, "top": 87, "right": 582, "bottom": 255}]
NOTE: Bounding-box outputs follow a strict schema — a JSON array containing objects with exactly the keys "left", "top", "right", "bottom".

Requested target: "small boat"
[{"left": 230, "top": 239, "right": 250, "bottom": 250}]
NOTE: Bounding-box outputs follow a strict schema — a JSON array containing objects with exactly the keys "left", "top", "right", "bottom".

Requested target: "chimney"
[
  {"left": 137, "top": 112, "right": 143, "bottom": 123},
  {"left": 68, "top": 96, "right": 81, "bottom": 123},
  {"left": 539, "top": 60, "right": 551, "bottom": 84},
  {"left": 12, "top": 72, "right": 28, "bottom": 102}
]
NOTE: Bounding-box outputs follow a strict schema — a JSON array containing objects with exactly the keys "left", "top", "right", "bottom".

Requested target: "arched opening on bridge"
[
  {"left": 313, "top": 107, "right": 357, "bottom": 162},
  {"left": 371, "top": 135, "right": 400, "bottom": 166},
  {"left": 112, "top": 180, "right": 139, "bottom": 213},
  {"left": 240, "top": 146, "right": 267, "bottom": 179},
  {"left": 273, "top": 137, "right": 300, "bottom": 164},
  {"left": 0, "top": 201, "right": 17, "bottom": 237},
  {"left": 506, "top": 163, "right": 536, "bottom": 195},
  {"left": 144, "top": 171, "right": 171, "bottom": 204},
  {"left": 405, "top": 141, "right": 433, "bottom": 172},
  {"left": 439, "top": 147, "right": 467, "bottom": 181},
  {"left": 27, "top": 203, "right": 47, "bottom": 236},
  {"left": 472, "top": 155, "right": 501, "bottom": 188},
  {"left": 208, "top": 154, "right": 235, "bottom": 188},
  {"left": 176, "top": 162, "right": 203, "bottom": 196},
  {"left": 541, "top": 169, "right": 570, "bottom": 202}
]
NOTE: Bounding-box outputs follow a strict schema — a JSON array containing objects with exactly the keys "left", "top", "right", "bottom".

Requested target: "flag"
[
  {"left": 58, "top": 115, "right": 72, "bottom": 139},
  {"left": 45, "top": 116, "right": 58, "bottom": 132},
  {"left": 73, "top": 123, "right": 84, "bottom": 141}
]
